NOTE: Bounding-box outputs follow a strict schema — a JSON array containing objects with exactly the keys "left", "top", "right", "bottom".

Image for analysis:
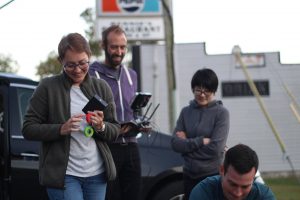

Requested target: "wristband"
[{"left": 97, "top": 123, "right": 106, "bottom": 132}]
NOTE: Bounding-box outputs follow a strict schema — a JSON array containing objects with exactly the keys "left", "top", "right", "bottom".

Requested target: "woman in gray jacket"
[
  {"left": 22, "top": 33, "right": 120, "bottom": 200},
  {"left": 171, "top": 68, "right": 230, "bottom": 200}
]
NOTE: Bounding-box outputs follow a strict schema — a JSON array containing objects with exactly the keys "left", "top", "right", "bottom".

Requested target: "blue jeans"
[{"left": 47, "top": 173, "right": 107, "bottom": 200}]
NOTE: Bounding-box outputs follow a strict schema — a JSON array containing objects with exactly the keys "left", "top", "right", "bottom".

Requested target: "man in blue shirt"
[{"left": 189, "top": 144, "right": 275, "bottom": 200}]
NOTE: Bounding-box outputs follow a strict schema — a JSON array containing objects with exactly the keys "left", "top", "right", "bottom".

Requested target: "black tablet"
[{"left": 82, "top": 94, "right": 108, "bottom": 114}]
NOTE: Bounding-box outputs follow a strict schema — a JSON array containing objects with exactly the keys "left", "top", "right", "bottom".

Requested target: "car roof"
[{"left": 0, "top": 73, "right": 38, "bottom": 86}]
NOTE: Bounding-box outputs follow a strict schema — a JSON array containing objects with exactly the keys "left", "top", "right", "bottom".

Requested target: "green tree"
[
  {"left": 80, "top": 7, "right": 101, "bottom": 58},
  {"left": 35, "top": 51, "right": 61, "bottom": 79},
  {"left": 0, "top": 54, "right": 18, "bottom": 73},
  {"left": 35, "top": 7, "right": 100, "bottom": 79}
]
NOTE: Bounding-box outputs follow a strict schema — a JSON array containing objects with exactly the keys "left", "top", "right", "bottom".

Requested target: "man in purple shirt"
[{"left": 89, "top": 25, "right": 141, "bottom": 200}]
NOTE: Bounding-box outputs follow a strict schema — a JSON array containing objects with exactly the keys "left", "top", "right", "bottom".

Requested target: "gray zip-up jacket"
[
  {"left": 22, "top": 72, "right": 120, "bottom": 188},
  {"left": 171, "top": 100, "right": 230, "bottom": 178}
]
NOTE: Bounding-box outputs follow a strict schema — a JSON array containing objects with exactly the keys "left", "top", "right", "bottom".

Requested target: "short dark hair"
[
  {"left": 101, "top": 25, "right": 126, "bottom": 49},
  {"left": 191, "top": 68, "right": 218, "bottom": 93},
  {"left": 224, "top": 144, "right": 259, "bottom": 175},
  {"left": 58, "top": 33, "right": 91, "bottom": 61}
]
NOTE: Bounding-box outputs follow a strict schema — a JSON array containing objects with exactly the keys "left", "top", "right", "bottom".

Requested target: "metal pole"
[
  {"left": 0, "top": 0, "right": 15, "bottom": 10},
  {"left": 283, "top": 83, "right": 300, "bottom": 123},
  {"left": 162, "top": 0, "right": 176, "bottom": 131},
  {"left": 233, "top": 46, "right": 300, "bottom": 183}
]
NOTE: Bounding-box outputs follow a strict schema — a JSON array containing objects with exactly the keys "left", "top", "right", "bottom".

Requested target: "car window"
[
  {"left": 9, "top": 85, "right": 39, "bottom": 156},
  {"left": 16, "top": 87, "right": 34, "bottom": 127},
  {"left": 8, "top": 85, "right": 35, "bottom": 137}
]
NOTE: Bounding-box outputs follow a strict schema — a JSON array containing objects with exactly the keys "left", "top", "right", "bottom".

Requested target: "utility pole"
[
  {"left": 233, "top": 45, "right": 300, "bottom": 183},
  {"left": 0, "top": 0, "right": 15, "bottom": 10},
  {"left": 162, "top": 0, "right": 176, "bottom": 131}
]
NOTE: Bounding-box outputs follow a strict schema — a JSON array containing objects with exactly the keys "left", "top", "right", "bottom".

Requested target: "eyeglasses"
[
  {"left": 63, "top": 60, "right": 90, "bottom": 70},
  {"left": 193, "top": 88, "right": 212, "bottom": 96}
]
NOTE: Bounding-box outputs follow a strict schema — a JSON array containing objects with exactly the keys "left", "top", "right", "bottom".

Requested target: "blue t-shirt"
[{"left": 189, "top": 175, "right": 275, "bottom": 200}]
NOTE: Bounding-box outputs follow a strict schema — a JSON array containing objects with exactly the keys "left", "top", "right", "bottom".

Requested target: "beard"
[{"left": 105, "top": 49, "right": 125, "bottom": 67}]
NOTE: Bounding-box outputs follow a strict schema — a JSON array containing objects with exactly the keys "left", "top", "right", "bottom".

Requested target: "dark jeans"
[
  {"left": 183, "top": 173, "right": 219, "bottom": 200},
  {"left": 105, "top": 143, "right": 141, "bottom": 200}
]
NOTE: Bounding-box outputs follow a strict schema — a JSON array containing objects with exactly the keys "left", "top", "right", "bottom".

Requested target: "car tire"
[{"left": 151, "top": 180, "right": 184, "bottom": 200}]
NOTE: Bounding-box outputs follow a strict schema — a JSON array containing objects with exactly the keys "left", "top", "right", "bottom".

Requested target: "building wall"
[{"left": 139, "top": 43, "right": 300, "bottom": 172}]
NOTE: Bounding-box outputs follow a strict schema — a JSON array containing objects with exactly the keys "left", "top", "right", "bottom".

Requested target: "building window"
[{"left": 221, "top": 80, "right": 269, "bottom": 97}]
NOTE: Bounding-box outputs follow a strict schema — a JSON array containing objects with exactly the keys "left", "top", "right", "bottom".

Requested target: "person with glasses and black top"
[
  {"left": 22, "top": 32, "right": 120, "bottom": 200},
  {"left": 171, "top": 68, "right": 230, "bottom": 200}
]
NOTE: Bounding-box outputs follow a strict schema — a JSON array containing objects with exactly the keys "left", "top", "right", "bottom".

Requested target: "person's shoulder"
[
  {"left": 124, "top": 65, "right": 137, "bottom": 76},
  {"left": 201, "top": 175, "right": 220, "bottom": 185},
  {"left": 127, "top": 66, "right": 136, "bottom": 73},
  {"left": 214, "top": 100, "right": 226, "bottom": 108},
  {"left": 252, "top": 182, "right": 276, "bottom": 199},
  {"left": 181, "top": 103, "right": 192, "bottom": 113},
  {"left": 213, "top": 100, "right": 229, "bottom": 114},
  {"left": 90, "top": 61, "right": 101, "bottom": 67},
  {"left": 198, "top": 175, "right": 222, "bottom": 195},
  {"left": 33, "top": 74, "right": 64, "bottom": 96},
  {"left": 190, "top": 175, "right": 220, "bottom": 200},
  {"left": 90, "top": 75, "right": 108, "bottom": 86},
  {"left": 39, "top": 74, "right": 61, "bottom": 86},
  {"left": 89, "top": 76, "right": 113, "bottom": 98},
  {"left": 89, "top": 61, "right": 103, "bottom": 71},
  {"left": 180, "top": 100, "right": 195, "bottom": 112}
]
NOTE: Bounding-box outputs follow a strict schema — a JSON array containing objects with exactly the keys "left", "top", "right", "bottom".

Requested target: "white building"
[{"left": 135, "top": 42, "right": 300, "bottom": 173}]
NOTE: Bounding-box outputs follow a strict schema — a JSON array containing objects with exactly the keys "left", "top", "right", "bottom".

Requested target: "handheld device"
[
  {"left": 81, "top": 95, "right": 108, "bottom": 137},
  {"left": 82, "top": 94, "right": 108, "bottom": 114},
  {"left": 130, "top": 92, "right": 152, "bottom": 111},
  {"left": 121, "top": 92, "right": 159, "bottom": 131}
]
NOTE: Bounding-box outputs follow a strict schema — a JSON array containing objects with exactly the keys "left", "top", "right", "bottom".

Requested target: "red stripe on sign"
[{"left": 103, "top": 0, "right": 119, "bottom": 12}]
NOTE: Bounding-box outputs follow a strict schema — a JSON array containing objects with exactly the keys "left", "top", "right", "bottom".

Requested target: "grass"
[{"left": 264, "top": 176, "right": 300, "bottom": 200}]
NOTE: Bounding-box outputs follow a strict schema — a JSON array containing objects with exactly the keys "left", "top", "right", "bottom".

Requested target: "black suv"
[{"left": 0, "top": 73, "right": 184, "bottom": 200}]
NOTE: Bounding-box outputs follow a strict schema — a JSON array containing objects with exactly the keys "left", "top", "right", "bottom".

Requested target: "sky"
[{"left": 1, "top": 0, "right": 300, "bottom": 81}]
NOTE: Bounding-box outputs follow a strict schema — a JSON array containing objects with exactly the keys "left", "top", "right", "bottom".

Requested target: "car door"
[
  {"left": 0, "top": 85, "right": 10, "bottom": 200},
  {"left": 8, "top": 83, "right": 48, "bottom": 200}
]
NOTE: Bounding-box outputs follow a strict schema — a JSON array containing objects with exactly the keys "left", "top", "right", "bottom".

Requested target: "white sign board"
[
  {"left": 96, "top": 0, "right": 165, "bottom": 41},
  {"left": 235, "top": 54, "right": 266, "bottom": 68},
  {"left": 96, "top": 17, "right": 164, "bottom": 41}
]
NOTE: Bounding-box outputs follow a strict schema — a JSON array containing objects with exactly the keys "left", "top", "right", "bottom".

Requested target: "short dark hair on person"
[
  {"left": 224, "top": 144, "right": 259, "bottom": 174},
  {"left": 191, "top": 68, "right": 218, "bottom": 93},
  {"left": 58, "top": 33, "right": 91, "bottom": 61},
  {"left": 101, "top": 25, "right": 126, "bottom": 49}
]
